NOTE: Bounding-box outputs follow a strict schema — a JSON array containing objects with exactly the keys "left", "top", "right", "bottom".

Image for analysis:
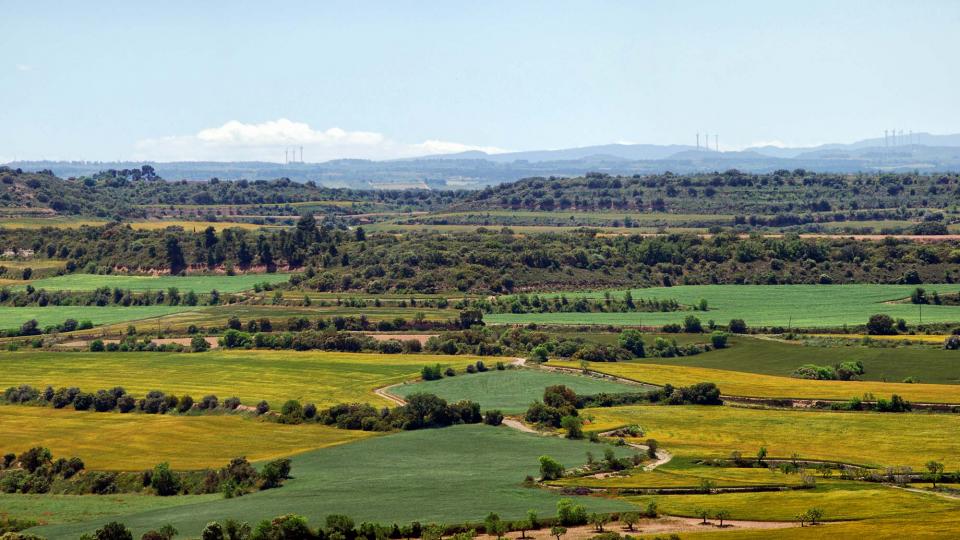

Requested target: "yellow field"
[
  {"left": 0, "top": 406, "right": 373, "bottom": 470},
  {"left": 552, "top": 361, "right": 960, "bottom": 403},
  {"left": 584, "top": 405, "right": 960, "bottom": 469},
  {"left": 807, "top": 333, "right": 950, "bottom": 344},
  {"left": 554, "top": 464, "right": 805, "bottom": 489},
  {"left": 0, "top": 218, "right": 109, "bottom": 229},
  {"left": 0, "top": 350, "right": 479, "bottom": 407}
]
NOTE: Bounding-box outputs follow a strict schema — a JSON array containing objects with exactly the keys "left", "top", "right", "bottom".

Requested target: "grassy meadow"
[
  {"left": 391, "top": 368, "right": 651, "bottom": 413},
  {"left": 24, "top": 273, "right": 290, "bottom": 293},
  {"left": 0, "top": 350, "right": 480, "bottom": 407},
  {"left": 487, "top": 284, "right": 960, "bottom": 327},
  {"left": 33, "top": 425, "right": 635, "bottom": 540},
  {"left": 552, "top": 360, "right": 960, "bottom": 403},
  {"left": 0, "top": 406, "right": 373, "bottom": 470}
]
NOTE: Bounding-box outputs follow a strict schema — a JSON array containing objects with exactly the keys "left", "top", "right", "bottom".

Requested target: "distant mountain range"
[{"left": 7, "top": 133, "right": 960, "bottom": 189}]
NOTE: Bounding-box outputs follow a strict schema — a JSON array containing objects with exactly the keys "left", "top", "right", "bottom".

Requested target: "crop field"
[
  {"left": 553, "top": 458, "right": 807, "bottom": 489},
  {"left": 551, "top": 360, "right": 960, "bottom": 403},
  {"left": 583, "top": 405, "right": 960, "bottom": 469},
  {"left": 0, "top": 350, "right": 480, "bottom": 407},
  {"left": 627, "top": 481, "right": 960, "bottom": 523},
  {"left": 0, "top": 258, "right": 69, "bottom": 270},
  {"left": 33, "top": 425, "right": 635, "bottom": 540},
  {"left": 487, "top": 284, "right": 960, "bottom": 327},
  {"left": 390, "top": 368, "right": 651, "bottom": 413},
  {"left": 643, "top": 335, "right": 960, "bottom": 384},
  {"left": 0, "top": 217, "right": 109, "bottom": 229},
  {"left": 1, "top": 493, "right": 219, "bottom": 529},
  {"left": 24, "top": 273, "right": 290, "bottom": 293},
  {"left": 84, "top": 304, "right": 460, "bottom": 337},
  {"left": 126, "top": 220, "right": 280, "bottom": 232},
  {"left": 364, "top": 222, "right": 663, "bottom": 234},
  {"left": 0, "top": 305, "right": 193, "bottom": 330},
  {"left": 0, "top": 406, "right": 373, "bottom": 470}
]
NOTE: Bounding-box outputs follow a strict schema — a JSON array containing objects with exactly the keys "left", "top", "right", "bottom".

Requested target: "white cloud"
[
  {"left": 133, "top": 118, "right": 506, "bottom": 162},
  {"left": 15, "top": 64, "right": 31, "bottom": 72}
]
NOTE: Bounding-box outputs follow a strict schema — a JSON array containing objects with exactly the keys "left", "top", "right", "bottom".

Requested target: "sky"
[{"left": 1, "top": 0, "right": 958, "bottom": 163}]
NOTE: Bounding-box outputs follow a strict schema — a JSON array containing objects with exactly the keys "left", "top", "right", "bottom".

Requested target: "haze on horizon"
[{"left": 2, "top": 0, "right": 958, "bottom": 163}]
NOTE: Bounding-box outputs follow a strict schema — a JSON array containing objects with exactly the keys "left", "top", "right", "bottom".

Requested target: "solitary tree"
[
  {"left": 926, "top": 460, "right": 945, "bottom": 488},
  {"left": 696, "top": 508, "right": 711, "bottom": 525},
  {"left": 806, "top": 508, "right": 824, "bottom": 525},
  {"left": 539, "top": 455, "right": 565, "bottom": 480},
  {"left": 484, "top": 513, "right": 506, "bottom": 540},
  {"left": 550, "top": 526, "right": 567, "bottom": 540},
  {"left": 560, "top": 415, "right": 583, "bottom": 439},
  {"left": 150, "top": 462, "right": 181, "bottom": 496},
  {"left": 756, "top": 446, "right": 768, "bottom": 465},
  {"left": 715, "top": 510, "right": 731, "bottom": 528},
  {"left": 620, "top": 512, "right": 640, "bottom": 532}
]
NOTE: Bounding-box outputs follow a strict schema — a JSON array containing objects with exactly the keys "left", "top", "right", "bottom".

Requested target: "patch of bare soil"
[
  {"left": 472, "top": 517, "right": 803, "bottom": 540},
  {"left": 366, "top": 333, "right": 437, "bottom": 345}
]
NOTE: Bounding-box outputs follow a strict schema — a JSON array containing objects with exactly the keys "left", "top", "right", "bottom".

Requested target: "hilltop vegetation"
[
  {"left": 459, "top": 170, "right": 960, "bottom": 217},
  {"left": 0, "top": 166, "right": 460, "bottom": 218}
]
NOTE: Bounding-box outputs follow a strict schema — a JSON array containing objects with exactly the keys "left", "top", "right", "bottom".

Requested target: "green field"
[
  {"left": 645, "top": 335, "right": 960, "bottom": 384},
  {"left": 83, "top": 304, "right": 458, "bottom": 336},
  {"left": 0, "top": 406, "right": 374, "bottom": 470},
  {"left": 391, "top": 368, "right": 651, "bottom": 413},
  {"left": 24, "top": 273, "right": 291, "bottom": 293},
  {"left": 0, "top": 305, "right": 193, "bottom": 330},
  {"left": 0, "top": 350, "right": 480, "bottom": 408},
  {"left": 487, "top": 284, "right": 960, "bottom": 328},
  {"left": 1, "top": 493, "right": 219, "bottom": 529},
  {"left": 585, "top": 405, "right": 960, "bottom": 469},
  {"left": 32, "top": 425, "right": 635, "bottom": 540},
  {"left": 552, "top": 360, "right": 960, "bottom": 403}
]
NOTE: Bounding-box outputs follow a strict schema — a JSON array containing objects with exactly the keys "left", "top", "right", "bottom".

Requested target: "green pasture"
[
  {"left": 391, "top": 368, "right": 651, "bottom": 413},
  {"left": 33, "top": 425, "right": 634, "bottom": 539},
  {"left": 24, "top": 273, "right": 291, "bottom": 293},
  {"left": 646, "top": 335, "right": 960, "bottom": 384},
  {"left": 0, "top": 305, "right": 193, "bottom": 330},
  {"left": 487, "top": 284, "right": 960, "bottom": 328}
]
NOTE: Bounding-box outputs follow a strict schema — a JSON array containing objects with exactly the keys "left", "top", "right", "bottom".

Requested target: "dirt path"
[
  {"left": 597, "top": 429, "right": 673, "bottom": 471},
  {"left": 890, "top": 485, "right": 960, "bottom": 500},
  {"left": 472, "top": 516, "right": 804, "bottom": 540},
  {"left": 373, "top": 383, "right": 408, "bottom": 406},
  {"left": 502, "top": 417, "right": 539, "bottom": 434}
]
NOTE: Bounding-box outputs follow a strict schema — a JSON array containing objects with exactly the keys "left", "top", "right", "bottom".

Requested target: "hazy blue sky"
[{"left": 2, "top": 0, "right": 958, "bottom": 162}]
